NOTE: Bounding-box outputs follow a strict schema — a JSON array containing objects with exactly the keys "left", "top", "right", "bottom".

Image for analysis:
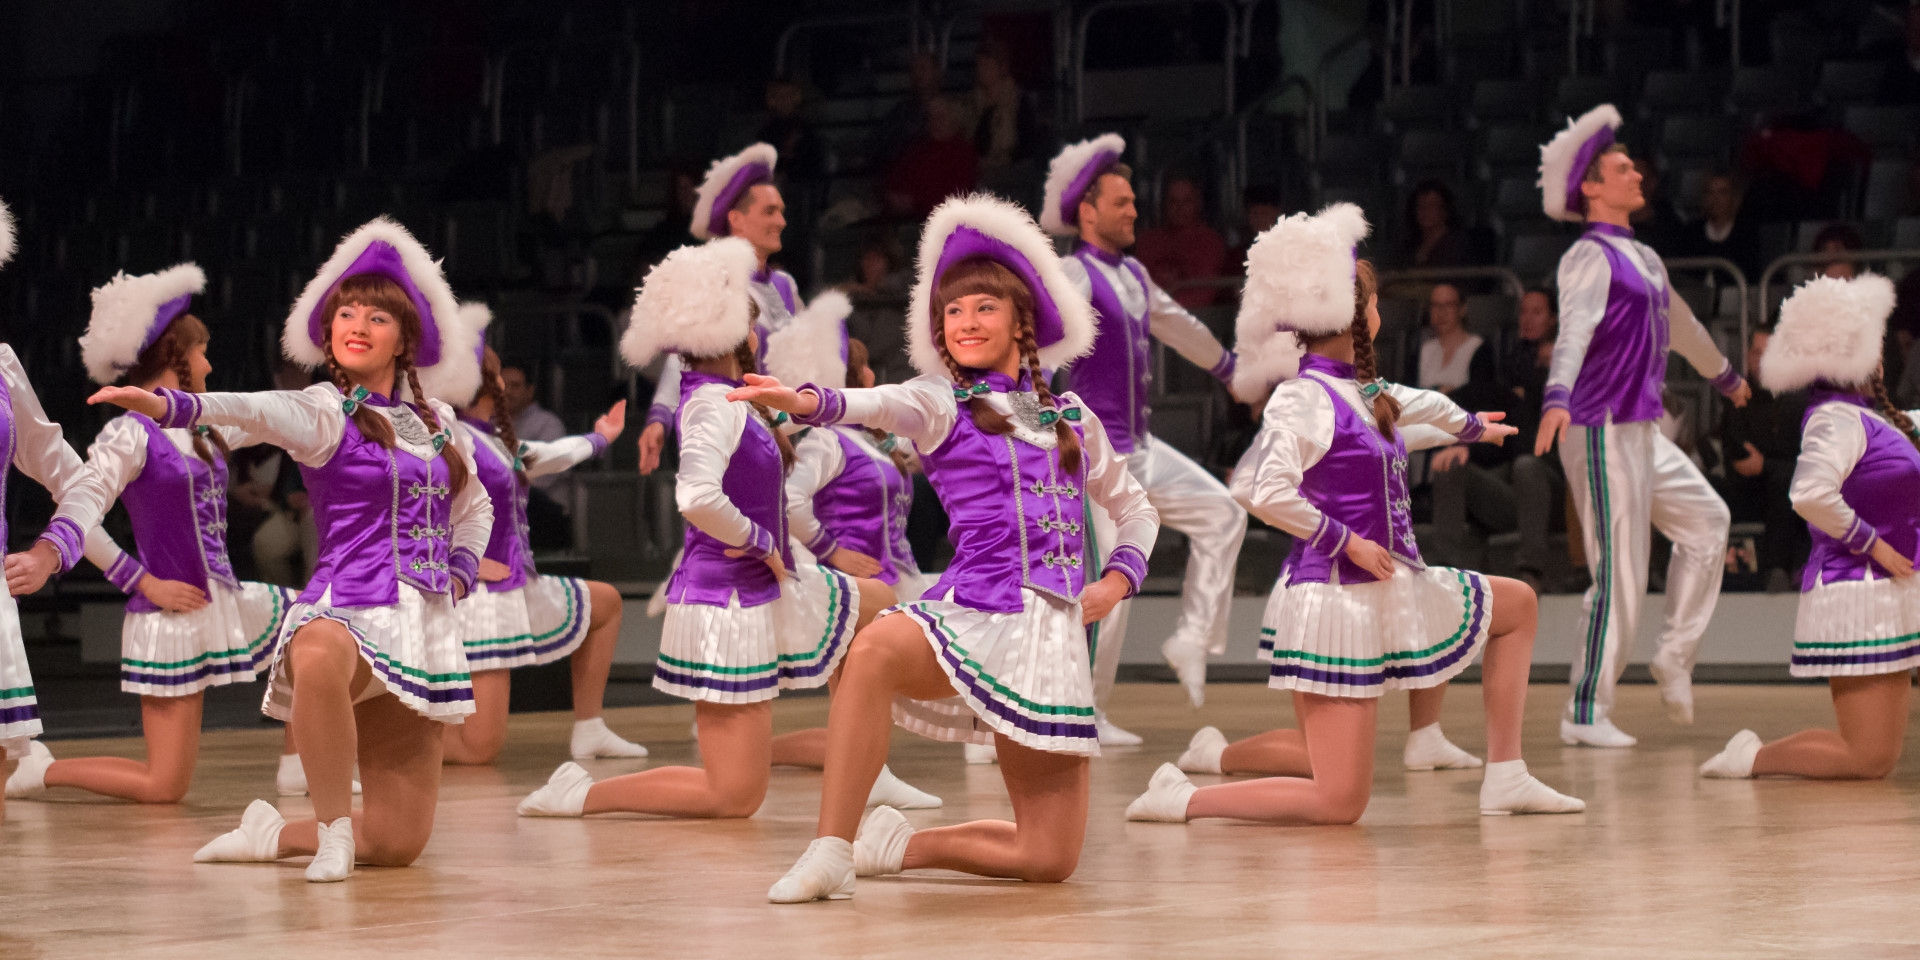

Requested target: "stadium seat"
[
  {"left": 1862, "top": 159, "right": 1913, "bottom": 223},
  {"left": 1817, "top": 60, "right": 1891, "bottom": 106},
  {"left": 1378, "top": 84, "right": 1459, "bottom": 131},
  {"left": 1552, "top": 75, "right": 1629, "bottom": 122},
  {"left": 1397, "top": 129, "right": 1471, "bottom": 184},
  {"left": 1843, "top": 105, "right": 1920, "bottom": 151},
  {"left": 1894, "top": 217, "right": 1920, "bottom": 250},
  {"left": 1658, "top": 115, "right": 1737, "bottom": 165},
  {"left": 1479, "top": 124, "right": 1550, "bottom": 181},
  {"left": 1640, "top": 70, "right": 1727, "bottom": 117},
  {"left": 1727, "top": 67, "right": 1807, "bottom": 119},
  {"left": 1508, "top": 232, "right": 1573, "bottom": 284},
  {"left": 1469, "top": 81, "right": 1539, "bottom": 126}
]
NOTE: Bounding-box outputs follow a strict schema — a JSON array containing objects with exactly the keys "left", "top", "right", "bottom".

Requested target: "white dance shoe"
[
  {"left": 5, "top": 740, "right": 53, "bottom": 798},
  {"left": 1160, "top": 638, "right": 1209, "bottom": 709},
  {"left": 853, "top": 805, "right": 915, "bottom": 877},
  {"left": 1478, "top": 760, "right": 1585, "bottom": 815},
  {"left": 768, "top": 837, "right": 856, "bottom": 902},
  {"left": 570, "top": 718, "right": 649, "bottom": 759},
  {"left": 1125, "top": 763, "right": 1197, "bottom": 822},
  {"left": 1648, "top": 656, "right": 1696, "bottom": 726},
  {"left": 1699, "top": 729, "right": 1762, "bottom": 779},
  {"left": 193, "top": 799, "right": 287, "bottom": 862},
  {"left": 1559, "top": 718, "right": 1638, "bottom": 748},
  {"left": 866, "top": 765, "right": 941, "bottom": 809},
  {"left": 1095, "top": 712, "right": 1143, "bottom": 747},
  {"left": 307, "top": 816, "right": 354, "bottom": 882},
  {"left": 275, "top": 754, "right": 361, "bottom": 797},
  {"left": 1403, "top": 723, "right": 1484, "bottom": 771},
  {"left": 517, "top": 762, "right": 594, "bottom": 817},
  {"left": 963, "top": 742, "right": 998, "bottom": 765},
  {"left": 1175, "top": 726, "right": 1228, "bottom": 775}
]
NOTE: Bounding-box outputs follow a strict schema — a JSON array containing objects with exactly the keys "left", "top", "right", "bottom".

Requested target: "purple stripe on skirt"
[
  {"left": 0, "top": 704, "right": 41, "bottom": 724},
  {"left": 653, "top": 663, "right": 782, "bottom": 694},
  {"left": 909, "top": 606, "right": 1099, "bottom": 743},
  {"left": 1792, "top": 643, "right": 1920, "bottom": 668},
  {"left": 777, "top": 575, "right": 853, "bottom": 681}
]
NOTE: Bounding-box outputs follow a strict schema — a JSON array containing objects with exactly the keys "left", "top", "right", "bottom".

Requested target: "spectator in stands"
[
  {"left": 1740, "top": 111, "right": 1873, "bottom": 222},
  {"left": 1398, "top": 180, "right": 1477, "bottom": 271},
  {"left": 756, "top": 76, "right": 826, "bottom": 181},
  {"left": 1429, "top": 288, "right": 1566, "bottom": 588},
  {"left": 1811, "top": 221, "right": 1865, "bottom": 280},
  {"left": 1226, "top": 183, "right": 1283, "bottom": 281},
  {"left": 881, "top": 96, "right": 978, "bottom": 219},
  {"left": 844, "top": 235, "right": 909, "bottom": 298},
  {"left": 1134, "top": 177, "right": 1228, "bottom": 308},
  {"left": 1672, "top": 172, "right": 1762, "bottom": 280},
  {"left": 963, "top": 38, "right": 1040, "bottom": 192},
  {"left": 867, "top": 51, "right": 944, "bottom": 170},
  {"left": 503, "top": 363, "right": 565, "bottom": 444},
  {"left": 842, "top": 235, "right": 912, "bottom": 378},
  {"left": 1715, "top": 327, "right": 1809, "bottom": 593},
  {"left": 1416, "top": 283, "right": 1481, "bottom": 395},
  {"left": 634, "top": 162, "right": 701, "bottom": 271}
]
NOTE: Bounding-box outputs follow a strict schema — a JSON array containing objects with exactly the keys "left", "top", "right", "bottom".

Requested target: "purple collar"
[
  {"left": 750, "top": 264, "right": 774, "bottom": 284},
  {"left": 1584, "top": 221, "right": 1635, "bottom": 240},
  {"left": 1809, "top": 384, "right": 1874, "bottom": 410},
  {"left": 972, "top": 368, "right": 1033, "bottom": 392},
  {"left": 1076, "top": 242, "right": 1125, "bottom": 267},
  {"left": 681, "top": 369, "right": 744, "bottom": 390},
  {"left": 458, "top": 413, "right": 495, "bottom": 433},
  {"left": 346, "top": 385, "right": 396, "bottom": 408},
  {"left": 1298, "top": 353, "right": 1357, "bottom": 380}
]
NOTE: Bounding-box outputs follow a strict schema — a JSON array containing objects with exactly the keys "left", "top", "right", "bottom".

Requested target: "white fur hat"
[
  {"left": 427, "top": 301, "right": 495, "bottom": 406},
  {"left": 906, "top": 193, "right": 1095, "bottom": 379},
  {"left": 762, "top": 290, "right": 851, "bottom": 390},
  {"left": 1538, "top": 104, "right": 1624, "bottom": 223},
  {"left": 1760, "top": 273, "right": 1896, "bottom": 394},
  {"left": 1040, "top": 133, "right": 1126, "bottom": 236},
  {"left": 1230, "top": 203, "right": 1370, "bottom": 401},
  {"left": 284, "top": 217, "right": 479, "bottom": 410},
  {"left": 690, "top": 143, "right": 778, "bottom": 241},
  {"left": 621, "top": 236, "right": 761, "bottom": 369},
  {"left": 80, "top": 263, "right": 208, "bottom": 385},
  {"left": 0, "top": 198, "right": 15, "bottom": 269}
]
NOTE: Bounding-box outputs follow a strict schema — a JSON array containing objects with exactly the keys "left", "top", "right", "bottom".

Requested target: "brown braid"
[
  {"left": 687, "top": 336, "right": 796, "bottom": 472},
  {"left": 1350, "top": 259, "right": 1400, "bottom": 439},
  {"left": 846, "top": 338, "right": 916, "bottom": 476},
  {"left": 1024, "top": 330, "right": 1083, "bottom": 473},
  {"left": 319, "top": 275, "right": 470, "bottom": 496},
  {"left": 475, "top": 349, "right": 529, "bottom": 485},
  {"left": 122, "top": 313, "right": 230, "bottom": 466},
  {"left": 1870, "top": 373, "right": 1920, "bottom": 451}
]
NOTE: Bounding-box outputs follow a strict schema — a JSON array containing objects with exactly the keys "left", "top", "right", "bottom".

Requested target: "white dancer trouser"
[
  {"left": 1089, "top": 435, "right": 1248, "bottom": 709},
  {"left": 1558, "top": 418, "right": 1729, "bottom": 726}
]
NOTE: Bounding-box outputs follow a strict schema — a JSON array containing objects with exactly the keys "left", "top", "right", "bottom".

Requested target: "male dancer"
[
  {"left": 1043, "top": 135, "right": 1247, "bottom": 738},
  {"left": 637, "top": 142, "right": 808, "bottom": 474},
  {"left": 1535, "top": 106, "right": 1748, "bottom": 747}
]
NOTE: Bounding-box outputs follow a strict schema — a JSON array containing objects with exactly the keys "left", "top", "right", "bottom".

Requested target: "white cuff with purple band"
[
  {"left": 154, "top": 387, "right": 204, "bottom": 429},
  {"left": 1103, "top": 543, "right": 1149, "bottom": 598},
  {"left": 1208, "top": 351, "right": 1236, "bottom": 384},
  {"left": 1542, "top": 383, "right": 1572, "bottom": 414},
  {"left": 1709, "top": 361, "right": 1746, "bottom": 397},
  {"left": 646, "top": 403, "right": 674, "bottom": 432},
  {"left": 1307, "top": 514, "right": 1352, "bottom": 559},
  {"left": 1842, "top": 516, "right": 1879, "bottom": 556},
  {"left": 739, "top": 524, "right": 777, "bottom": 560},
  {"left": 448, "top": 547, "right": 480, "bottom": 598},
  {"left": 792, "top": 385, "right": 845, "bottom": 427},
  {"left": 35, "top": 516, "right": 86, "bottom": 573},
  {"left": 804, "top": 529, "right": 839, "bottom": 558},
  {"left": 584, "top": 432, "right": 611, "bottom": 457},
  {"left": 104, "top": 552, "right": 147, "bottom": 594},
  {"left": 1455, "top": 415, "right": 1487, "bottom": 443}
]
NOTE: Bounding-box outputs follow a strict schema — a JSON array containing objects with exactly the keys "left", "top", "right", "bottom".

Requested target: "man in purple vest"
[
  {"left": 1535, "top": 105, "right": 1750, "bottom": 748},
  {"left": 1041, "top": 135, "right": 1248, "bottom": 739}
]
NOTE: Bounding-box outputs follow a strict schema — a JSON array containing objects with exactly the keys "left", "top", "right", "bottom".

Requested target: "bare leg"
[
  {"left": 768, "top": 578, "right": 896, "bottom": 772},
  {"left": 580, "top": 701, "right": 772, "bottom": 818},
  {"left": 283, "top": 620, "right": 375, "bottom": 823},
  {"left": 568, "top": 581, "right": 624, "bottom": 720},
  {"left": 817, "top": 613, "right": 961, "bottom": 840},
  {"left": 899, "top": 734, "right": 1088, "bottom": 881},
  {"left": 282, "top": 725, "right": 296, "bottom": 756},
  {"left": 1479, "top": 575, "right": 1538, "bottom": 764},
  {"left": 1409, "top": 685, "right": 1446, "bottom": 730},
  {"left": 278, "top": 692, "right": 445, "bottom": 864},
  {"left": 1752, "top": 673, "right": 1911, "bottom": 779},
  {"left": 1185, "top": 692, "right": 1378, "bottom": 824},
  {"left": 1219, "top": 729, "right": 1312, "bottom": 777},
  {"left": 44, "top": 694, "right": 204, "bottom": 803},
  {"left": 442, "top": 670, "right": 511, "bottom": 765}
]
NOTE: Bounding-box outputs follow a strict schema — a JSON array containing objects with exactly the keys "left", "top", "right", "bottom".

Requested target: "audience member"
[
  {"left": 1671, "top": 171, "right": 1762, "bottom": 280},
  {"left": 1887, "top": 270, "right": 1920, "bottom": 407},
  {"left": 881, "top": 96, "right": 978, "bottom": 218},
  {"left": 844, "top": 234, "right": 912, "bottom": 375},
  {"left": 1715, "top": 328, "right": 1809, "bottom": 593},
  {"left": 1739, "top": 110, "right": 1873, "bottom": 222},
  {"left": 1416, "top": 282, "right": 1481, "bottom": 394},
  {"left": 963, "top": 38, "right": 1041, "bottom": 195},
  {"left": 1810, "top": 221, "right": 1865, "bottom": 280},
  {"left": 756, "top": 76, "right": 827, "bottom": 180},
  {"left": 1134, "top": 177, "right": 1228, "bottom": 308},
  {"left": 1398, "top": 180, "right": 1477, "bottom": 270},
  {"left": 844, "top": 235, "right": 910, "bottom": 298},
  {"left": 501, "top": 362, "right": 574, "bottom": 549}
]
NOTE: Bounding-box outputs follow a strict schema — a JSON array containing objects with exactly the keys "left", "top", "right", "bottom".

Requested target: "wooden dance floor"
[{"left": 7, "top": 681, "right": 1919, "bottom": 959}]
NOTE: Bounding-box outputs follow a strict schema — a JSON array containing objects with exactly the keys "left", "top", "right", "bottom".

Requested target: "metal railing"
[
  {"left": 1758, "top": 248, "right": 1920, "bottom": 327},
  {"left": 1665, "top": 255, "right": 1750, "bottom": 369},
  {"left": 1073, "top": 0, "right": 1238, "bottom": 126},
  {"left": 1380, "top": 265, "right": 1526, "bottom": 300},
  {"left": 775, "top": 7, "right": 930, "bottom": 78}
]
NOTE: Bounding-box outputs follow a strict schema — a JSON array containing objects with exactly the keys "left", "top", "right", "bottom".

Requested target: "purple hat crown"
[
  {"left": 691, "top": 143, "right": 779, "bottom": 241},
  {"left": 81, "top": 263, "right": 208, "bottom": 385}
]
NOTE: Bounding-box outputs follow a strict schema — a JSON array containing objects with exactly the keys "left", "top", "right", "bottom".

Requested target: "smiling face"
[
  {"left": 727, "top": 183, "right": 786, "bottom": 261},
  {"left": 1581, "top": 148, "right": 1645, "bottom": 218},
  {"left": 1079, "top": 172, "right": 1137, "bottom": 250},
  {"left": 321, "top": 275, "right": 415, "bottom": 392},
  {"left": 935, "top": 258, "right": 1030, "bottom": 378}
]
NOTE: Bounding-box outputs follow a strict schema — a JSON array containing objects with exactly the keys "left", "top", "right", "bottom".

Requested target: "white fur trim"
[
  {"left": 1040, "top": 133, "right": 1126, "bottom": 236},
  {"left": 81, "top": 263, "right": 207, "bottom": 384},
  {"left": 0, "top": 198, "right": 14, "bottom": 269},
  {"left": 413, "top": 295, "right": 484, "bottom": 410},
  {"left": 1231, "top": 203, "right": 1370, "bottom": 401},
  {"left": 1760, "top": 273, "right": 1896, "bottom": 393},
  {"left": 620, "top": 237, "right": 761, "bottom": 369},
  {"left": 1537, "top": 104, "right": 1623, "bottom": 223},
  {"left": 906, "top": 193, "right": 1096, "bottom": 379},
  {"left": 763, "top": 290, "right": 851, "bottom": 390},
  {"left": 430, "top": 302, "right": 495, "bottom": 406},
  {"left": 690, "top": 143, "right": 778, "bottom": 241}
]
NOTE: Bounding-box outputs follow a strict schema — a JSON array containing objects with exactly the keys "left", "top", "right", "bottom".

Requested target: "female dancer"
[
  {"left": 758, "top": 301, "right": 941, "bottom": 809},
  {"left": 1125, "top": 204, "right": 1582, "bottom": 825},
  {"left": 1702, "top": 274, "right": 1919, "bottom": 780},
  {"left": 517, "top": 237, "right": 893, "bottom": 821},
  {"left": 5, "top": 265, "right": 295, "bottom": 805},
  {"left": 91, "top": 218, "right": 491, "bottom": 881},
  {"left": 438, "top": 309, "right": 646, "bottom": 764},
  {"left": 740, "top": 194, "right": 1160, "bottom": 902}
]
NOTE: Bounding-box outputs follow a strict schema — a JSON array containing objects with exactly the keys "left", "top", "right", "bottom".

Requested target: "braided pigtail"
[
  {"left": 1350, "top": 259, "right": 1399, "bottom": 439},
  {"left": 1023, "top": 330, "right": 1082, "bottom": 474},
  {"left": 934, "top": 337, "right": 1014, "bottom": 436},
  {"left": 846, "top": 338, "right": 915, "bottom": 475},
  {"left": 403, "top": 360, "right": 470, "bottom": 496},
  {"left": 476, "top": 350, "right": 529, "bottom": 485},
  {"left": 1870, "top": 373, "right": 1920, "bottom": 451},
  {"left": 323, "top": 346, "right": 397, "bottom": 448},
  {"left": 732, "top": 338, "right": 794, "bottom": 472}
]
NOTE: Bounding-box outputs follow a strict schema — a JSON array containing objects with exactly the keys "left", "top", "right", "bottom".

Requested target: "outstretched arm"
[{"left": 1664, "top": 269, "right": 1750, "bottom": 407}]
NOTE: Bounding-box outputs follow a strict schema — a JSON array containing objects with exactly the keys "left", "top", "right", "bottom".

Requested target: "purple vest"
[
  {"left": 1565, "top": 224, "right": 1671, "bottom": 426},
  {"left": 667, "top": 372, "right": 793, "bottom": 607},
  {"left": 809, "top": 427, "right": 915, "bottom": 585},
  {"left": 1801, "top": 392, "right": 1920, "bottom": 588},
  {"left": 1281, "top": 356, "right": 1422, "bottom": 585},
  {"left": 299, "top": 391, "right": 460, "bottom": 606},
  {"left": 921, "top": 371, "right": 1092, "bottom": 613},
  {"left": 1063, "top": 246, "right": 1152, "bottom": 454},
  {"left": 462, "top": 418, "right": 535, "bottom": 593},
  {"left": 118, "top": 415, "right": 239, "bottom": 613}
]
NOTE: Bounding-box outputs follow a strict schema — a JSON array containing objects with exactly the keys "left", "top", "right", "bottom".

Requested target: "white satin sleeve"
[
  {"left": 48, "top": 417, "right": 147, "bottom": 539},
  {"left": 1660, "top": 256, "right": 1736, "bottom": 383},
  {"left": 1546, "top": 239, "right": 1610, "bottom": 411},
  {"left": 1386, "top": 382, "right": 1485, "bottom": 440},
  {"left": 678, "top": 385, "right": 776, "bottom": 555},
  {"left": 784, "top": 428, "right": 850, "bottom": 556},
  {"left": 809, "top": 377, "right": 959, "bottom": 454},
  {"left": 1790, "top": 403, "right": 1875, "bottom": 554},
  {"left": 1076, "top": 398, "right": 1160, "bottom": 593},
  {"left": 171, "top": 383, "right": 347, "bottom": 467},
  {"left": 647, "top": 354, "right": 684, "bottom": 432},
  {"left": 1, "top": 347, "right": 133, "bottom": 575},
  {"left": 1231, "top": 379, "right": 1344, "bottom": 554},
  {"left": 521, "top": 434, "right": 602, "bottom": 480},
  {"left": 1146, "top": 276, "right": 1232, "bottom": 377},
  {"left": 1399, "top": 424, "right": 1458, "bottom": 452},
  {"left": 439, "top": 400, "right": 494, "bottom": 563}
]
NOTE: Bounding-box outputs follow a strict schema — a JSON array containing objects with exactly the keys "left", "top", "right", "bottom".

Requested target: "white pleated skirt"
[
  {"left": 1259, "top": 564, "right": 1492, "bottom": 699},
  {"left": 652, "top": 563, "right": 858, "bottom": 704},
  {"left": 1791, "top": 571, "right": 1920, "bottom": 678},
  {"left": 456, "top": 574, "right": 593, "bottom": 672},
  {"left": 0, "top": 591, "right": 39, "bottom": 759},
  {"left": 889, "top": 588, "right": 1100, "bottom": 757},
  {"left": 120, "top": 580, "right": 294, "bottom": 696},
  {"left": 263, "top": 583, "right": 474, "bottom": 723}
]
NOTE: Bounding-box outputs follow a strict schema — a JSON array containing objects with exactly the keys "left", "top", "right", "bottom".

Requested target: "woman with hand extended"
[
  {"left": 515, "top": 237, "right": 893, "bottom": 823},
  {"left": 434, "top": 308, "right": 647, "bottom": 766},
  {"left": 746, "top": 194, "right": 1160, "bottom": 903},
  {"left": 1125, "top": 204, "right": 1583, "bottom": 826},
  {"left": 1702, "top": 274, "right": 1920, "bottom": 781},
  {"left": 5, "top": 265, "right": 297, "bottom": 806},
  {"left": 92, "top": 219, "right": 492, "bottom": 882}
]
